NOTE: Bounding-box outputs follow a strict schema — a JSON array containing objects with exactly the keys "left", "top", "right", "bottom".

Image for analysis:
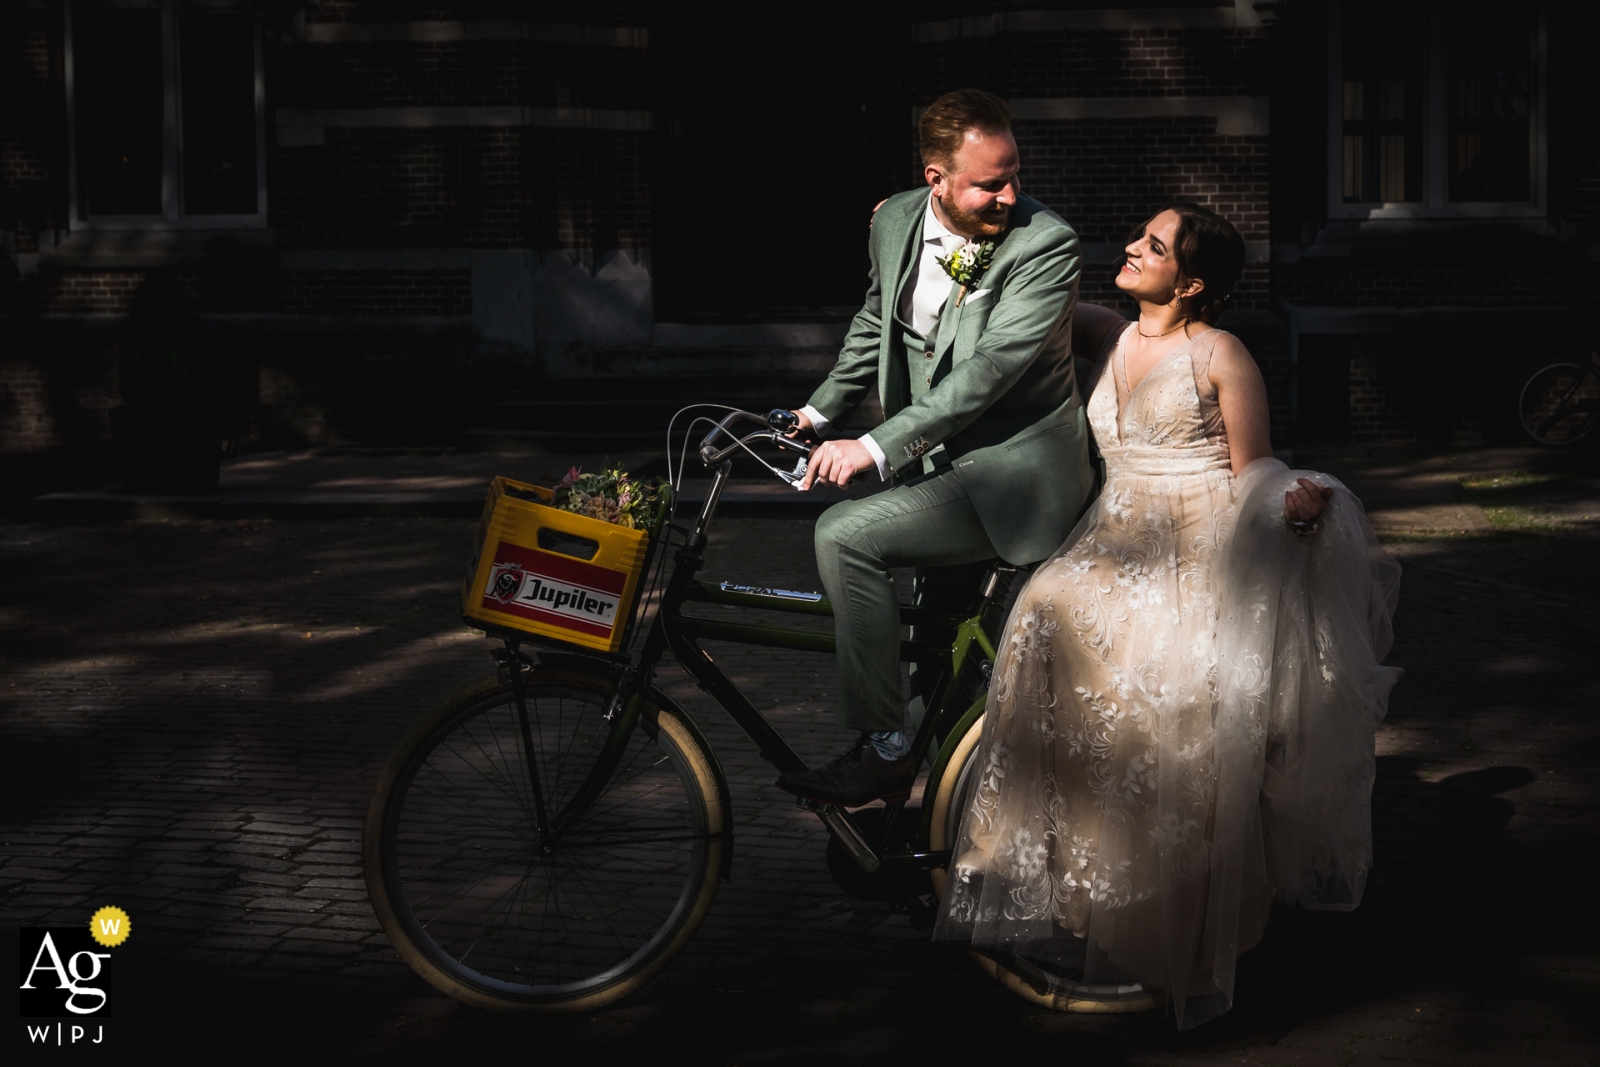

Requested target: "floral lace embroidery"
[{"left": 944, "top": 329, "right": 1236, "bottom": 927}]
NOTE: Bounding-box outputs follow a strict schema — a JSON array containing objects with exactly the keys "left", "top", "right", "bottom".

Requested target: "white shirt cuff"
[
  {"left": 859, "top": 433, "right": 891, "bottom": 481},
  {"left": 799, "top": 405, "right": 830, "bottom": 434}
]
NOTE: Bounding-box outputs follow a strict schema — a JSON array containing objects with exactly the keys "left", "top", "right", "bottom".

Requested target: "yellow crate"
[{"left": 462, "top": 476, "right": 655, "bottom": 654}]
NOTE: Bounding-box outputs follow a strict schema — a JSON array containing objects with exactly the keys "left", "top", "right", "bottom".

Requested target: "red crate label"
[{"left": 481, "top": 540, "right": 627, "bottom": 638}]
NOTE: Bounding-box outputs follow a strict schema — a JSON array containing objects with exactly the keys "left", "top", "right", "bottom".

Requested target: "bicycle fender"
[
  {"left": 646, "top": 684, "right": 737, "bottom": 883},
  {"left": 919, "top": 694, "right": 989, "bottom": 846}
]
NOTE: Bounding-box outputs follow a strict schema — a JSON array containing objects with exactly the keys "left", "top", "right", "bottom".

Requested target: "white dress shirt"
[{"left": 802, "top": 193, "right": 965, "bottom": 481}]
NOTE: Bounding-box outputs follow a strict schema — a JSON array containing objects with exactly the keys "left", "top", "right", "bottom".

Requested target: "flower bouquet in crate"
[{"left": 462, "top": 465, "right": 672, "bottom": 654}]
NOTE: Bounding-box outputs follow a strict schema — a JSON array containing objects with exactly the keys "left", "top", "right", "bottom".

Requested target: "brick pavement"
[{"left": 1, "top": 455, "right": 1597, "bottom": 1063}]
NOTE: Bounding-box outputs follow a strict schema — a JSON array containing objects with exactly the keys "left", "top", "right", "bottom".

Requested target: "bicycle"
[
  {"left": 1518, "top": 348, "right": 1600, "bottom": 446},
  {"left": 362, "top": 408, "right": 1154, "bottom": 1016}
]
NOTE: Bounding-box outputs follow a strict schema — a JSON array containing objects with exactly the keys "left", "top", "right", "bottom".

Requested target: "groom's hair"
[{"left": 920, "top": 89, "right": 1012, "bottom": 170}]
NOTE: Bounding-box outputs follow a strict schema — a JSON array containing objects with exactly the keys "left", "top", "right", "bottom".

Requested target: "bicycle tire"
[
  {"left": 1518, "top": 361, "right": 1600, "bottom": 447},
  {"left": 926, "top": 712, "right": 1155, "bottom": 1014},
  {"left": 364, "top": 665, "right": 727, "bottom": 1012}
]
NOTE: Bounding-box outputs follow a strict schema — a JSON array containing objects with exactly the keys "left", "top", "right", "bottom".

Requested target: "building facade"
[{"left": 1, "top": 1, "right": 1589, "bottom": 459}]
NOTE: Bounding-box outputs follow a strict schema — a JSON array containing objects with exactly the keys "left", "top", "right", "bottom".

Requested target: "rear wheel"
[
  {"left": 364, "top": 665, "right": 726, "bottom": 1011},
  {"left": 927, "top": 712, "right": 1155, "bottom": 1014},
  {"left": 1519, "top": 360, "right": 1600, "bottom": 446}
]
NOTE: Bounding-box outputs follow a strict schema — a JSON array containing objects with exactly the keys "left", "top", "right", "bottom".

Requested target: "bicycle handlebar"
[{"left": 697, "top": 409, "right": 813, "bottom": 487}]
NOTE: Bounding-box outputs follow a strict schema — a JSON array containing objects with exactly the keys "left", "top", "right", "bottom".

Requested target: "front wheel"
[
  {"left": 1518, "top": 360, "right": 1600, "bottom": 446},
  {"left": 364, "top": 664, "right": 727, "bottom": 1012}
]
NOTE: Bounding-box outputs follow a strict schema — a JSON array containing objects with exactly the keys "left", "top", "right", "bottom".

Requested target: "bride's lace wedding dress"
[{"left": 933, "top": 323, "right": 1403, "bottom": 1028}]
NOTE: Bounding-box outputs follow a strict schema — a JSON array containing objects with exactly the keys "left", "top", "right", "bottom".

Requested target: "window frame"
[
  {"left": 64, "top": 0, "right": 268, "bottom": 231},
  {"left": 1325, "top": 0, "right": 1547, "bottom": 220}
]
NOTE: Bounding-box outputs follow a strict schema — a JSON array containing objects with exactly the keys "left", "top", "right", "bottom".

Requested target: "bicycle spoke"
[
  {"left": 401, "top": 847, "right": 535, "bottom": 913},
  {"left": 558, "top": 852, "right": 637, "bottom": 955},
  {"left": 483, "top": 704, "right": 532, "bottom": 817},
  {"left": 451, "top": 859, "right": 541, "bottom": 964},
  {"left": 451, "top": 723, "right": 531, "bottom": 825},
  {"left": 432, "top": 728, "right": 536, "bottom": 819},
  {"left": 408, "top": 766, "right": 531, "bottom": 839},
  {"left": 560, "top": 830, "right": 714, "bottom": 848},
  {"left": 471, "top": 852, "right": 547, "bottom": 969},
  {"left": 581, "top": 773, "right": 684, "bottom": 823}
]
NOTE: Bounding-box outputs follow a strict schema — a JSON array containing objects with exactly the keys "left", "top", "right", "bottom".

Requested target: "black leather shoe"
[{"left": 775, "top": 733, "right": 917, "bottom": 807}]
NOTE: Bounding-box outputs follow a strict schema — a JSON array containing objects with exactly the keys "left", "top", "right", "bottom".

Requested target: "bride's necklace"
[{"left": 1135, "top": 317, "right": 1188, "bottom": 339}]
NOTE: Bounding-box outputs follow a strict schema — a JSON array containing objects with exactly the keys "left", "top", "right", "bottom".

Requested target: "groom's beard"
[{"left": 936, "top": 192, "right": 1009, "bottom": 237}]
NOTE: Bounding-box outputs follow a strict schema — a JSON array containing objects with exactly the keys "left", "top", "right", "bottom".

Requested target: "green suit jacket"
[{"left": 807, "top": 188, "right": 1094, "bottom": 565}]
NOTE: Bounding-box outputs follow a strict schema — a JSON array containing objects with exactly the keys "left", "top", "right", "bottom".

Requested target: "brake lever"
[
  {"left": 764, "top": 411, "right": 812, "bottom": 488},
  {"left": 777, "top": 455, "right": 809, "bottom": 488}
]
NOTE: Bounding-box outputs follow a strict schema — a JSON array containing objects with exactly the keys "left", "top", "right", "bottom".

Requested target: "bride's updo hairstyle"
[{"left": 1130, "top": 202, "right": 1246, "bottom": 325}]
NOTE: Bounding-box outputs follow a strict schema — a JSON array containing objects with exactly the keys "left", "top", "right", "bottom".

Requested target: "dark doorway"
[{"left": 651, "top": 15, "right": 914, "bottom": 321}]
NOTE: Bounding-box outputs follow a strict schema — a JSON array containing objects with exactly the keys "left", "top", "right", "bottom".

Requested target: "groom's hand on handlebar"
[{"left": 801, "top": 439, "right": 875, "bottom": 491}]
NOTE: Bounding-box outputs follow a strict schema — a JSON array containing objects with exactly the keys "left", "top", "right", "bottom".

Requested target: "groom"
[{"left": 776, "top": 88, "right": 1095, "bottom": 807}]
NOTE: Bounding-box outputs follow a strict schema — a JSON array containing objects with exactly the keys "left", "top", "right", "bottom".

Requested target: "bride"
[{"left": 932, "top": 202, "right": 1403, "bottom": 1028}]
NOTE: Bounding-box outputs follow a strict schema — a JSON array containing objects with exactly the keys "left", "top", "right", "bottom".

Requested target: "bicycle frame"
[{"left": 512, "top": 456, "right": 1013, "bottom": 887}]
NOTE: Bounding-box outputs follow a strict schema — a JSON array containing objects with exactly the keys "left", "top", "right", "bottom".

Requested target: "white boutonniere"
[{"left": 935, "top": 240, "right": 996, "bottom": 307}]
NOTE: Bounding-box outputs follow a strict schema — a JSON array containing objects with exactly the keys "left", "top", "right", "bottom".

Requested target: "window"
[
  {"left": 1446, "top": 16, "right": 1534, "bottom": 204},
  {"left": 66, "top": 1, "right": 266, "bottom": 228},
  {"left": 1338, "top": 2, "right": 1425, "bottom": 205},
  {"left": 1328, "top": 1, "right": 1545, "bottom": 218}
]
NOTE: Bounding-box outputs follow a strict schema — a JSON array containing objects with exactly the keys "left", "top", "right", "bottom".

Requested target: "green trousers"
[{"left": 814, "top": 468, "right": 999, "bottom": 733}]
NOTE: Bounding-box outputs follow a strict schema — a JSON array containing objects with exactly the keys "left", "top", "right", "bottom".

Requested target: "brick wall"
[
  {"left": 1278, "top": 261, "right": 1570, "bottom": 309},
  {"left": 0, "top": 358, "right": 58, "bottom": 453},
  {"left": 281, "top": 269, "right": 471, "bottom": 317},
  {"left": 41, "top": 272, "right": 143, "bottom": 316},
  {"left": 1345, "top": 335, "right": 1524, "bottom": 446},
  {"left": 273, "top": 127, "right": 651, "bottom": 251},
  {"left": 272, "top": 39, "right": 648, "bottom": 110},
  {"left": 274, "top": 41, "right": 523, "bottom": 109},
  {"left": 0, "top": 11, "right": 60, "bottom": 261},
  {"left": 926, "top": 28, "right": 1266, "bottom": 100},
  {"left": 276, "top": 129, "right": 512, "bottom": 247},
  {"left": 297, "top": 2, "right": 651, "bottom": 22},
  {"left": 225, "top": 6, "right": 653, "bottom": 259},
  {"left": 34, "top": 270, "right": 279, "bottom": 317},
  {"left": 0, "top": 339, "right": 120, "bottom": 455},
  {"left": 1348, "top": 345, "right": 1410, "bottom": 446},
  {"left": 1016, "top": 119, "right": 1268, "bottom": 246}
]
